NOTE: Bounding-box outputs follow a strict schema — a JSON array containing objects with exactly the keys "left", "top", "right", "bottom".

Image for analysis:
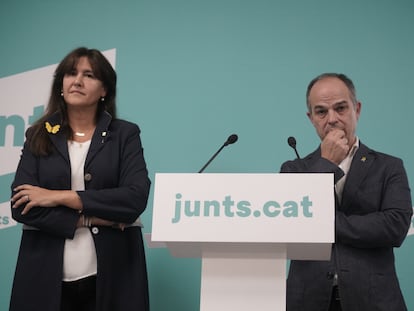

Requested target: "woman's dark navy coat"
[{"left": 10, "top": 111, "right": 151, "bottom": 311}]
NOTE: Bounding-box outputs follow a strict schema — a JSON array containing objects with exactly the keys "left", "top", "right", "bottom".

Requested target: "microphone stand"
[
  {"left": 198, "top": 134, "right": 238, "bottom": 173},
  {"left": 198, "top": 144, "right": 226, "bottom": 173}
]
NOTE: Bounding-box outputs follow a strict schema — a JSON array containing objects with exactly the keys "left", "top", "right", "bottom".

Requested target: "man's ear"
[
  {"left": 355, "top": 101, "right": 362, "bottom": 120},
  {"left": 306, "top": 111, "right": 312, "bottom": 122}
]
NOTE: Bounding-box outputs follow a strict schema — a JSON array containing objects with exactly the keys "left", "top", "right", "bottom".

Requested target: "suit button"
[
  {"left": 92, "top": 227, "right": 99, "bottom": 234},
  {"left": 84, "top": 173, "right": 92, "bottom": 181},
  {"left": 326, "top": 272, "right": 335, "bottom": 280}
]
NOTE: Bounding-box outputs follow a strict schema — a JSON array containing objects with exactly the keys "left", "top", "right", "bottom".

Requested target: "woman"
[{"left": 10, "top": 47, "right": 151, "bottom": 311}]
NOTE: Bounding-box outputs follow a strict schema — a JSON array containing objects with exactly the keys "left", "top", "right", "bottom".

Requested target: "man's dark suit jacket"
[
  {"left": 281, "top": 142, "right": 412, "bottom": 311},
  {"left": 10, "top": 111, "right": 151, "bottom": 311}
]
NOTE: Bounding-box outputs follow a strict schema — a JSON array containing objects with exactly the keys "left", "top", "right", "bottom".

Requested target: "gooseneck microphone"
[
  {"left": 287, "top": 136, "right": 301, "bottom": 159},
  {"left": 198, "top": 134, "right": 238, "bottom": 173},
  {"left": 224, "top": 134, "right": 238, "bottom": 146}
]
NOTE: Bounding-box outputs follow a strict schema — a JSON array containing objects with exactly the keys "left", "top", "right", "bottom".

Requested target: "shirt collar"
[{"left": 349, "top": 136, "right": 359, "bottom": 158}]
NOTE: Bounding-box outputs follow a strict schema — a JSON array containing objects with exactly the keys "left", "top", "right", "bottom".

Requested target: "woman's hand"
[{"left": 11, "top": 184, "right": 82, "bottom": 215}]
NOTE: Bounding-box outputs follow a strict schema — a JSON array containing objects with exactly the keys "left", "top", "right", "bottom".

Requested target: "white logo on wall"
[{"left": 0, "top": 49, "right": 116, "bottom": 230}]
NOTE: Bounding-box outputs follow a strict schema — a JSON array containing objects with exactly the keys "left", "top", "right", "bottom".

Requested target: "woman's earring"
[
  {"left": 101, "top": 97, "right": 105, "bottom": 102},
  {"left": 61, "top": 91, "right": 64, "bottom": 97}
]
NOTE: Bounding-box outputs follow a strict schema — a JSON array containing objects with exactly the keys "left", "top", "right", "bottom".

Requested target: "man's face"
[{"left": 307, "top": 77, "right": 361, "bottom": 146}]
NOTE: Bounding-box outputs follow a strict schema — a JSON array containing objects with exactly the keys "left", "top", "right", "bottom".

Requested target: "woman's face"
[{"left": 62, "top": 56, "right": 106, "bottom": 110}]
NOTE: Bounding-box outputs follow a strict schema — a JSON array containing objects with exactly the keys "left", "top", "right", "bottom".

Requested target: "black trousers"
[{"left": 61, "top": 275, "right": 96, "bottom": 311}]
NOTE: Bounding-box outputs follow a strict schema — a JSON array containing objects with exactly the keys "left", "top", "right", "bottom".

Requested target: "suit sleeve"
[
  {"left": 280, "top": 157, "right": 345, "bottom": 183},
  {"left": 281, "top": 154, "right": 413, "bottom": 249},
  {"left": 77, "top": 123, "right": 151, "bottom": 224},
  {"left": 11, "top": 141, "right": 80, "bottom": 239},
  {"left": 336, "top": 158, "right": 412, "bottom": 248}
]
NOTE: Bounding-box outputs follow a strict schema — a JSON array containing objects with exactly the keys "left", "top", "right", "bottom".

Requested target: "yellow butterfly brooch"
[{"left": 45, "top": 121, "right": 60, "bottom": 134}]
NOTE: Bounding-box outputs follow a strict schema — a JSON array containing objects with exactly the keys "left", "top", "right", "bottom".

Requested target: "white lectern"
[{"left": 150, "top": 173, "right": 334, "bottom": 311}]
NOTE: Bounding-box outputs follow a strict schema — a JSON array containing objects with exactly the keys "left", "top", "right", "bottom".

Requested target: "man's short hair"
[{"left": 306, "top": 73, "right": 357, "bottom": 111}]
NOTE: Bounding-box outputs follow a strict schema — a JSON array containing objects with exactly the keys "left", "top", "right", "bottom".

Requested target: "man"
[{"left": 280, "top": 73, "right": 412, "bottom": 311}]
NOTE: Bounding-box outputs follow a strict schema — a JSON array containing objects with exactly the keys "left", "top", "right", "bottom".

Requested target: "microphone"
[
  {"left": 287, "top": 136, "right": 301, "bottom": 159},
  {"left": 198, "top": 134, "right": 238, "bottom": 173}
]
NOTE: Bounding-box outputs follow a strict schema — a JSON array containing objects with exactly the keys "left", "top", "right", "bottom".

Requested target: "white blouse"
[{"left": 63, "top": 140, "right": 97, "bottom": 282}]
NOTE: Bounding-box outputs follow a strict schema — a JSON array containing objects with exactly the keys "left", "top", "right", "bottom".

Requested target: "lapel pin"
[
  {"left": 361, "top": 156, "right": 367, "bottom": 162},
  {"left": 101, "top": 132, "right": 108, "bottom": 144}
]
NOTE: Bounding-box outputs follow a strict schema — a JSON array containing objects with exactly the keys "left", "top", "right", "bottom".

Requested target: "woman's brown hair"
[{"left": 27, "top": 47, "right": 117, "bottom": 156}]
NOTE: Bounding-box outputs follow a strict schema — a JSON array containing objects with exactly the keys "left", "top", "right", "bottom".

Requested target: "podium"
[{"left": 150, "top": 173, "right": 334, "bottom": 311}]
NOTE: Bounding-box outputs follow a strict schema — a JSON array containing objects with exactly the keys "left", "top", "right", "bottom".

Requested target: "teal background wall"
[{"left": 1, "top": 0, "right": 414, "bottom": 310}]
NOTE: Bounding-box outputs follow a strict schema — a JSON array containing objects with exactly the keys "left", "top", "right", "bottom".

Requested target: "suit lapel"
[
  {"left": 340, "top": 143, "right": 375, "bottom": 210},
  {"left": 85, "top": 111, "right": 112, "bottom": 167},
  {"left": 45, "top": 111, "right": 113, "bottom": 167},
  {"left": 46, "top": 114, "right": 70, "bottom": 164}
]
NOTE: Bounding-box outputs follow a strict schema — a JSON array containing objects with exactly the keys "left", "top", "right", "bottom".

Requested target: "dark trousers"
[
  {"left": 61, "top": 275, "right": 96, "bottom": 311},
  {"left": 329, "top": 285, "right": 342, "bottom": 311}
]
